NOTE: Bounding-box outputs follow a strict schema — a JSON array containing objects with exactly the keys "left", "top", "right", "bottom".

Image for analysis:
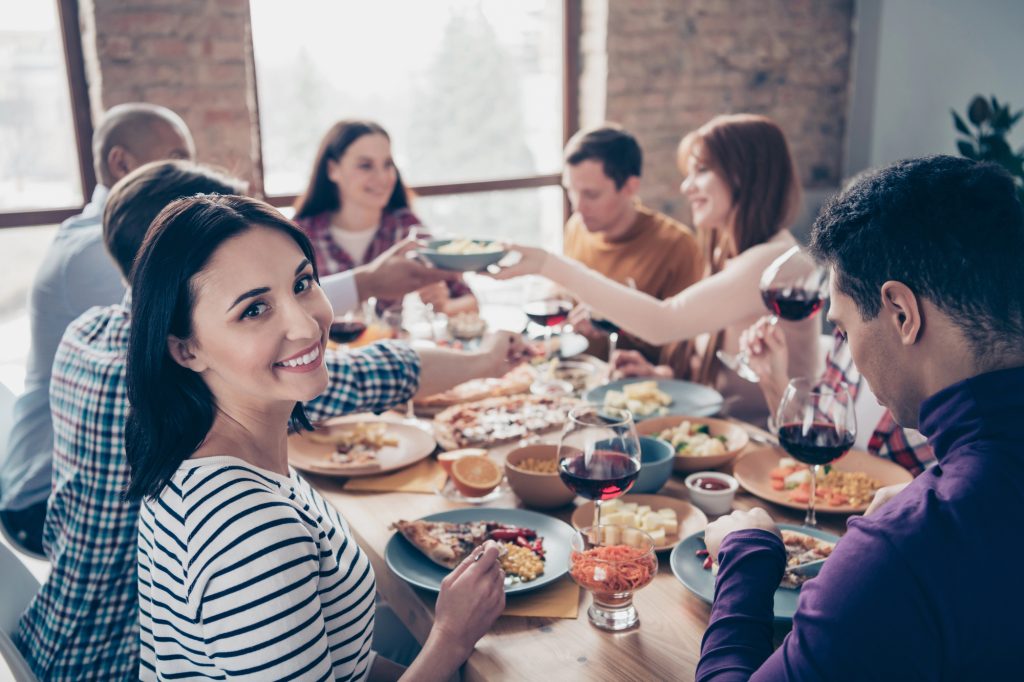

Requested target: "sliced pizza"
[
  {"left": 390, "top": 520, "right": 547, "bottom": 582},
  {"left": 414, "top": 364, "right": 537, "bottom": 416},
  {"left": 390, "top": 519, "right": 490, "bottom": 569},
  {"left": 780, "top": 530, "right": 835, "bottom": 588},
  {"left": 433, "top": 393, "right": 577, "bottom": 450}
]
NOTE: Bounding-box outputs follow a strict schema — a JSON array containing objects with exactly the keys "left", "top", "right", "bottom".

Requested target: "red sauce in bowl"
[{"left": 691, "top": 476, "right": 730, "bottom": 492}]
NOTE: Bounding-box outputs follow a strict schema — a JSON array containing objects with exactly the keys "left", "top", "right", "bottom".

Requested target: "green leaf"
[
  {"left": 992, "top": 106, "right": 1012, "bottom": 131},
  {"left": 957, "top": 140, "right": 977, "bottom": 159},
  {"left": 968, "top": 96, "right": 991, "bottom": 125},
  {"left": 952, "top": 110, "right": 972, "bottom": 136}
]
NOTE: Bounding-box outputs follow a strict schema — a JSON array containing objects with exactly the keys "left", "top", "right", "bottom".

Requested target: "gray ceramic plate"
[
  {"left": 670, "top": 523, "right": 840, "bottom": 622},
  {"left": 385, "top": 507, "right": 576, "bottom": 594},
  {"left": 584, "top": 378, "right": 724, "bottom": 420}
]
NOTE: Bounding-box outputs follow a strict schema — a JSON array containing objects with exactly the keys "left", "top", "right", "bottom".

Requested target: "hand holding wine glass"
[
  {"left": 774, "top": 378, "right": 856, "bottom": 527},
  {"left": 718, "top": 245, "right": 828, "bottom": 383},
  {"left": 557, "top": 405, "right": 641, "bottom": 527}
]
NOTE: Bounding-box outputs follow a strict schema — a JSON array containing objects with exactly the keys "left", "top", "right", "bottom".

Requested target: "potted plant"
[{"left": 952, "top": 95, "right": 1024, "bottom": 203}]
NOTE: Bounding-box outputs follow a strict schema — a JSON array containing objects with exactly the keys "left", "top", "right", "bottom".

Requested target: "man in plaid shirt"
[{"left": 14, "top": 161, "right": 514, "bottom": 680}]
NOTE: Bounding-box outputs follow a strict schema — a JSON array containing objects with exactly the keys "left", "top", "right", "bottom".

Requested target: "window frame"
[
  {"left": 253, "top": 0, "right": 580, "bottom": 217},
  {"left": 0, "top": 0, "right": 96, "bottom": 230},
  {"left": 0, "top": 0, "right": 580, "bottom": 228}
]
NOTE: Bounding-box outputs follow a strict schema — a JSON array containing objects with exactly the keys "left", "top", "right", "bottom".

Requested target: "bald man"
[{"left": 0, "top": 103, "right": 194, "bottom": 555}]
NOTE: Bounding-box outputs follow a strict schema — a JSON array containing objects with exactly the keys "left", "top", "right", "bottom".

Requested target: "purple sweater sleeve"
[
  {"left": 697, "top": 530, "right": 786, "bottom": 681},
  {"left": 698, "top": 521, "right": 943, "bottom": 681}
]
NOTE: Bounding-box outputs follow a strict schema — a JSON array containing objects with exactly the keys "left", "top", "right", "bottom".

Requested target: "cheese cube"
[
  {"left": 647, "top": 527, "right": 667, "bottom": 546},
  {"left": 656, "top": 508, "right": 677, "bottom": 519},
  {"left": 657, "top": 517, "right": 678, "bottom": 535},
  {"left": 636, "top": 505, "right": 652, "bottom": 516},
  {"left": 601, "top": 525, "right": 622, "bottom": 545},
  {"left": 619, "top": 503, "right": 638, "bottom": 513}
]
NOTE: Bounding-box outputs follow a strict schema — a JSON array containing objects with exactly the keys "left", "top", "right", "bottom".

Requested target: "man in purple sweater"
[{"left": 698, "top": 155, "right": 1024, "bottom": 680}]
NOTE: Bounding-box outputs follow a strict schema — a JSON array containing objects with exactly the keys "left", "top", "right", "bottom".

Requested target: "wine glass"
[
  {"left": 717, "top": 245, "right": 829, "bottom": 382},
  {"left": 523, "top": 297, "right": 573, "bottom": 361},
  {"left": 557, "top": 405, "right": 641, "bottom": 527},
  {"left": 774, "top": 378, "right": 856, "bottom": 527}
]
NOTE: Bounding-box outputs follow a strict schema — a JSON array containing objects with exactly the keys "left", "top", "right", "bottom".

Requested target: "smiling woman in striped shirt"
[{"left": 124, "top": 195, "right": 505, "bottom": 681}]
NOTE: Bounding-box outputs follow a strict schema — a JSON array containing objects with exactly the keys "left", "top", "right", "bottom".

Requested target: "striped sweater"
[{"left": 138, "top": 456, "right": 376, "bottom": 681}]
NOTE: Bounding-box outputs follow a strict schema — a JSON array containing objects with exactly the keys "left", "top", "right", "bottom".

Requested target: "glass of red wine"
[
  {"left": 717, "top": 245, "right": 829, "bottom": 382},
  {"left": 524, "top": 298, "right": 573, "bottom": 360},
  {"left": 558, "top": 405, "right": 642, "bottom": 526},
  {"left": 774, "top": 378, "right": 856, "bottom": 527}
]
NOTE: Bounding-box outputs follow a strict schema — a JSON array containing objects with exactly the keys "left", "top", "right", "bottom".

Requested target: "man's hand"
[
  {"left": 353, "top": 237, "right": 462, "bottom": 302},
  {"left": 703, "top": 507, "right": 780, "bottom": 562},
  {"left": 864, "top": 482, "right": 909, "bottom": 516}
]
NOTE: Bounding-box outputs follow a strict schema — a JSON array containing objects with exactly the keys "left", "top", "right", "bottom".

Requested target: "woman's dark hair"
[
  {"left": 293, "top": 119, "right": 410, "bottom": 219},
  {"left": 103, "top": 160, "right": 246, "bottom": 279},
  {"left": 125, "top": 195, "right": 319, "bottom": 501},
  {"left": 810, "top": 154, "right": 1024, "bottom": 361}
]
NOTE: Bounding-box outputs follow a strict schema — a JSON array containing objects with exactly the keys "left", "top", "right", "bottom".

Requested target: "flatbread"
[
  {"left": 414, "top": 364, "right": 537, "bottom": 417},
  {"left": 432, "top": 394, "right": 577, "bottom": 450}
]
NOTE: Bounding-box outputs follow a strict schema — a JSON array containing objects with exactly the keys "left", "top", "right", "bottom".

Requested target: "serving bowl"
[
  {"left": 418, "top": 239, "right": 507, "bottom": 272},
  {"left": 637, "top": 415, "right": 749, "bottom": 473},
  {"left": 504, "top": 444, "right": 576, "bottom": 509},
  {"left": 630, "top": 436, "right": 674, "bottom": 494}
]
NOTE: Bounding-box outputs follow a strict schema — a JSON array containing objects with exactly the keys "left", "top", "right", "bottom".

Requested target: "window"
[
  {"left": 0, "top": 0, "right": 89, "bottom": 216},
  {"left": 250, "top": 0, "right": 574, "bottom": 249}
]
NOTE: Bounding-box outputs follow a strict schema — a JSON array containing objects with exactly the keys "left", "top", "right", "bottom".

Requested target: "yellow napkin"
[
  {"left": 342, "top": 458, "right": 447, "bottom": 494},
  {"left": 502, "top": 577, "right": 580, "bottom": 619}
]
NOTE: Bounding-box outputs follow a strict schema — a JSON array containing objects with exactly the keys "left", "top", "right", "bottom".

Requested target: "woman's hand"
[
  {"left": 611, "top": 350, "right": 673, "bottom": 380},
  {"left": 567, "top": 304, "right": 596, "bottom": 337},
  {"left": 434, "top": 541, "right": 506, "bottom": 650},
  {"left": 864, "top": 482, "right": 910, "bottom": 516},
  {"left": 486, "top": 244, "right": 548, "bottom": 279},
  {"left": 740, "top": 316, "right": 790, "bottom": 414},
  {"left": 417, "top": 281, "right": 450, "bottom": 309},
  {"left": 478, "top": 330, "right": 530, "bottom": 376}
]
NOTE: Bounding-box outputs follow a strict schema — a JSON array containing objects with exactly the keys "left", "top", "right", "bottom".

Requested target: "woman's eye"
[
  {"left": 241, "top": 302, "right": 269, "bottom": 320},
  {"left": 294, "top": 274, "right": 314, "bottom": 294}
]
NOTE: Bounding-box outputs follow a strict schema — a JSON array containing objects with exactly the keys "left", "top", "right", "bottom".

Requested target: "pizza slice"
[
  {"left": 780, "top": 530, "right": 835, "bottom": 588},
  {"left": 390, "top": 519, "right": 490, "bottom": 569}
]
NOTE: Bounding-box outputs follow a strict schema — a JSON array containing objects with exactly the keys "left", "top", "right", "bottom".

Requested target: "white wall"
[{"left": 847, "top": 0, "right": 1024, "bottom": 176}]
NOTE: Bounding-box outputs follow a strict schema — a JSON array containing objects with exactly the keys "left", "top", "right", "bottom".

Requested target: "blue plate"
[
  {"left": 583, "top": 378, "right": 724, "bottom": 420},
  {"left": 417, "top": 239, "right": 507, "bottom": 272},
  {"left": 385, "top": 508, "right": 576, "bottom": 594},
  {"left": 670, "top": 524, "right": 840, "bottom": 622}
]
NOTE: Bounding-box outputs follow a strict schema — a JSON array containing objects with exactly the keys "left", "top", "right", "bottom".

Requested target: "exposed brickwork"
[
  {"left": 78, "top": 0, "right": 259, "bottom": 185},
  {"left": 581, "top": 0, "right": 854, "bottom": 223}
]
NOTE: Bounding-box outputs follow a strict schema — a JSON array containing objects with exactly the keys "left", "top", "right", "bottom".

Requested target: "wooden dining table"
[{"left": 307, "top": 421, "right": 849, "bottom": 682}]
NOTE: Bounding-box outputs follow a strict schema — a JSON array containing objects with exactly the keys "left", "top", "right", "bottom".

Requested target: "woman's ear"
[
  {"left": 326, "top": 158, "right": 341, "bottom": 184},
  {"left": 167, "top": 335, "right": 206, "bottom": 372}
]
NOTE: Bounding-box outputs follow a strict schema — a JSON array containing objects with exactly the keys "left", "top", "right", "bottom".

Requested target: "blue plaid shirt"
[{"left": 15, "top": 294, "right": 420, "bottom": 680}]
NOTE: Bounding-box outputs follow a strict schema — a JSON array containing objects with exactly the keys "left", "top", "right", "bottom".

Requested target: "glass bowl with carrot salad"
[{"left": 569, "top": 525, "right": 658, "bottom": 631}]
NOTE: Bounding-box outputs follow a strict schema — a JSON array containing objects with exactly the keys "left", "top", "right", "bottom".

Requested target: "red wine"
[
  {"left": 329, "top": 321, "right": 367, "bottom": 344},
  {"left": 777, "top": 422, "right": 854, "bottom": 466},
  {"left": 524, "top": 301, "right": 571, "bottom": 327},
  {"left": 591, "top": 317, "right": 620, "bottom": 335},
  {"left": 559, "top": 449, "right": 640, "bottom": 501},
  {"left": 761, "top": 288, "right": 824, "bottom": 321}
]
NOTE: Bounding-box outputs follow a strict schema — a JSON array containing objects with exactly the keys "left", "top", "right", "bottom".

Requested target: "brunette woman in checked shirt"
[
  {"left": 293, "top": 119, "right": 476, "bottom": 316},
  {"left": 124, "top": 195, "right": 505, "bottom": 681}
]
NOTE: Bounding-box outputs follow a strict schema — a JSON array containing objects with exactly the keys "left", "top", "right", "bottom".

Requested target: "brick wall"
[
  {"left": 78, "top": 0, "right": 259, "bottom": 186},
  {"left": 581, "top": 0, "right": 854, "bottom": 226}
]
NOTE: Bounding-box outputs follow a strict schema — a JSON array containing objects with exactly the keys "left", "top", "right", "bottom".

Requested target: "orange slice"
[
  {"left": 437, "top": 448, "right": 488, "bottom": 476},
  {"left": 451, "top": 455, "right": 503, "bottom": 498}
]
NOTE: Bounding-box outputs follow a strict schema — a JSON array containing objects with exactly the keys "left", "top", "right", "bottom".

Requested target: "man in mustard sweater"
[{"left": 562, "top": 124, "right": 702, "bottom": 364}]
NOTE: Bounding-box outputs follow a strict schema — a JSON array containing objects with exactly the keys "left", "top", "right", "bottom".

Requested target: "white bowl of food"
[{"left": 637, "top": 416, "right": 749, "bottom": 472}]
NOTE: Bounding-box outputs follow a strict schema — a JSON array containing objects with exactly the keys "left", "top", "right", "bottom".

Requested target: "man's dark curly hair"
[{"left": 809, "top": 155, "right": 1024, "bottom": 360}]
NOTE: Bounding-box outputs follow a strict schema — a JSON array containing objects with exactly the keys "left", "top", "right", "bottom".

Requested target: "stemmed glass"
[
  {"left": 774, "top": 378, "right": 856, "bottom": 527},
  {"left": 557, "top": 405, "right": 641, "bottom": 527},
  {"left": 523, "top": 297, "right": 573, "bottom": 361},
  {"left": 717, "top": 245, "right": 829, "bottom": 382}
]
